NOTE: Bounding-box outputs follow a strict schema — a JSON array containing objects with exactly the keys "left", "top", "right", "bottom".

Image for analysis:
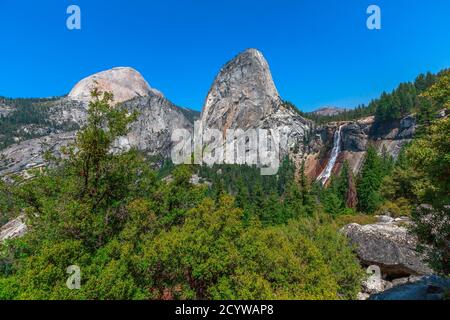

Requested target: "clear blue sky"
[{"left": 0, "top": 0, "right": 449, "bottom": 111}]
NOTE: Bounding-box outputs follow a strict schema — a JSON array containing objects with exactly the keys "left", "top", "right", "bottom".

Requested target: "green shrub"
[
  {"left": 375, "top": 198, "right": 412, "bottom": 218},
  {"left": 335, "top": 214, "right": 378, "bottom": 228}
]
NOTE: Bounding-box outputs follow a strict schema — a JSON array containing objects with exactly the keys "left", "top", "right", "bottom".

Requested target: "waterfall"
[{"left": 316, "top": 125, "right": 344, "bottom": 185}]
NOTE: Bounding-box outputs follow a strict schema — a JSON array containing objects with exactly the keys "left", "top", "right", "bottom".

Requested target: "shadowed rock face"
[
  {"left": 341, "top": 122, "right": 371, "bottom": 152},
  {"left": 68, "top": 67, "right": 163, "bottom": 105},
  {"left": 113, "top": 93, "right": 196, "bottom": 157},
  {"left": 201, "top": 49, "right": 282, "bottom": 132}
]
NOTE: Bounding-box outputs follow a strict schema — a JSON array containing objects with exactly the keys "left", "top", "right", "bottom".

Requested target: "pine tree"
[{"left": 357, "top": 146, "right": 384, "bottom": 213}]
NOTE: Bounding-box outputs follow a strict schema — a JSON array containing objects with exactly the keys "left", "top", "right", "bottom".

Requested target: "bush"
[
  {"left": 136, "top": 196, "right": 363, "bottom": 300},
  {"left": 375, "top": 198, "right": 412, "bottom": 218},
  {"left": 335, "top": 214, "right": 378, "bottom": 228}
]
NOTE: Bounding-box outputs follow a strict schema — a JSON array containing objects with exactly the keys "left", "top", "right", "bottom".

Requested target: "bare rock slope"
[
  {"left": 202, "top": 49, "right": 283, "bottom": 132},
  {"left": 68, "top": 67, "right": 163, "bottom": 105}
]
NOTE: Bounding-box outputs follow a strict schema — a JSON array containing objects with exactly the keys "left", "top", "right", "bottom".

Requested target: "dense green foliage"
[
  {"left": 0, "top": 90, "right": 363, "bottom": 300},
  {"left": 356, "top": 146, "right": 394, "bottom": 213},
  {"left": 0, "top": 180, "right": 21, "bottom": 226},
  {"left": 379, "top": 70, "right": 450, "bottom": 275},
  {"left": 196, "top": 157, "right": 315, "bottom": 225}
]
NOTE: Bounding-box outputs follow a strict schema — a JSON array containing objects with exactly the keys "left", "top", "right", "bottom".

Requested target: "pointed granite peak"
[{"left": 201, "top": 48, "right": 281, "bottom": 132}]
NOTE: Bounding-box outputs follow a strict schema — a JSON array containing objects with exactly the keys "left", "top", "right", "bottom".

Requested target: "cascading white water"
[{"left": 316, "top": 125, "right": 344, "bottom": 185}]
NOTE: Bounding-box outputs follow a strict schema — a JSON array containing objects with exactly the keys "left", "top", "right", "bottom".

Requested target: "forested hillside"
[
  {"left": 306, "top": 70, "right": 442, "bottom": 124},
  {"left": 0, "top": 90, "right": 364, "bottom": 299},
  {"left": 0, "top": 97, "right": 67, "bottom": 149}
]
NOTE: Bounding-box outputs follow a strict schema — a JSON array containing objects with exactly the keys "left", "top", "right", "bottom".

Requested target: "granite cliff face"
[
  {"left": 114, "top": 93, "right": 196, "bottom": 157},
  {"left": 202, "top": 49, "right": 282, "bottom": 132},
  {"left": 201, "top": 49, "right": 312, "bottom": 157}
]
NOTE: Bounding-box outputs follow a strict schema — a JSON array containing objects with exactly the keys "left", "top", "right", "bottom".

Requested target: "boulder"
[
  {"left": 342, "top": 222, "right": 433, "bottom": 277},
  {"left": 357, "top": 292, "right": 370, "bottom": 300},
  {"left": 400, "top": 115, "right": 416, "bottom": 130}
]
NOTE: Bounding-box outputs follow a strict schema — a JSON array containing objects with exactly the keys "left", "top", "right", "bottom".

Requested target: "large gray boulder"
[{"left": 342, "top": 222, "right": 433, "bottom": 277}]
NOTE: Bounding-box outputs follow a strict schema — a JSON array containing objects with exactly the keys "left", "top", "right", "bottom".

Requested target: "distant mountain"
[
  {"left": 0, "top": 67, "right": 198, "bottom": 175},
  {"left": 311, "top": 106, "right": 349, "bottom": 117}
]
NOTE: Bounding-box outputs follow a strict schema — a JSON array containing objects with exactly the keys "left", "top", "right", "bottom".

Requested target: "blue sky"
[{"left": 0, "top": 0, "right": 449, "bottom": 112}]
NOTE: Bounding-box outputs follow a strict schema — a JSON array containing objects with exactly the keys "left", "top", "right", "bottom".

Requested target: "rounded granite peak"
[{"left": 68, "top": 67, "right": 163, "bottom": 105}]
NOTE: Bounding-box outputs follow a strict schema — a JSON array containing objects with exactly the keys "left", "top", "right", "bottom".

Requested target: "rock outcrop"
[
  {"left": 342, "top": 219, "right": 433, "bottom": 277},
  {"left": 342, "top": 216, "right": 443, "bottom": 300},
  {"left": 113, "top": 93, "right": 196, "bottom": 157},
  {"left": 68, "top": 67, "right": 162, "bottom": 105},
  {"left": 0, "top": 215, "right": 27, "bottom": 242}
]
